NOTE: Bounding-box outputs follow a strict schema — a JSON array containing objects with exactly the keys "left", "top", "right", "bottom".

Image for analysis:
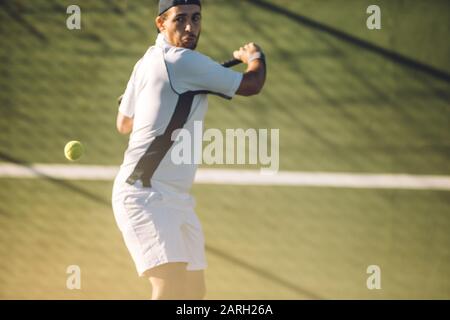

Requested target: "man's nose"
[{"left": 185, "top": 22, "right": 192, "bottom": 32}]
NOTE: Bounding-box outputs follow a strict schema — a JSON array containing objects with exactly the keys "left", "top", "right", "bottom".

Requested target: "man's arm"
[
  {"left": 116, "top": 95, "right": 134, "bottom": 135},
  {"left": 116, "top": 111, "right": 133, "bottom": 135},
  {"left": 233, "top": 43, "right": 266, "bottom": 96}
]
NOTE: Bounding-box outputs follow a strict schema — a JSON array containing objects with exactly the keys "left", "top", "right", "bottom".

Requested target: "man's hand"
[
  {"left": 233, "top": 42, "right": 263, "bottom": 65},
  {"left": 234, "top": 43, "right": 266, "bottom": 96}
]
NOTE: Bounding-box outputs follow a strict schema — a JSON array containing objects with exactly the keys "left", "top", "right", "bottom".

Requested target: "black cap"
[{"left": 159, "top": 0, "right": 202, "bottom": 16}]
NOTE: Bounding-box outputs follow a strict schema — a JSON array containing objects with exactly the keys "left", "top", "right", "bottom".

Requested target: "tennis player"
[{"left": 112, "top": 0, "right": 266, "bottom": 299}]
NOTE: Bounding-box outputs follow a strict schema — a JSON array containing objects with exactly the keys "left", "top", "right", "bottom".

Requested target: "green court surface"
[
  {"left": 1, "top": 0, "right": 449, "bottom": 174},
  {"left": 0, "top": 0, "right": 449, "bottom": 299},
  {"left": 0, "top": 179, "right": 448, "bottom": 299}
]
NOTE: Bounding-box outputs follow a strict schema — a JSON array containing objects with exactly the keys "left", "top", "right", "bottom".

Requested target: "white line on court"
[{"left": 0, "top": 163, "right": 449, "bottom": 191}]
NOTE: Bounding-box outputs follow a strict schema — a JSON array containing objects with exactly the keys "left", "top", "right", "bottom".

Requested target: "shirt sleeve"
[
  {"left": 118, "top": 81, "right": 135, "bottom": 118},
  {"left": 166, "top": 49, "right": 243, "bottom": 99},
  {"left": 118, "top": 59, "right": 143, "bottom": 118}
]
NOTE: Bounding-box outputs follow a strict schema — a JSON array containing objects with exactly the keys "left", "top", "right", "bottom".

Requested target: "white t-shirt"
[{"left": 114, "top": 34, "right": 243, "bottom": 194}]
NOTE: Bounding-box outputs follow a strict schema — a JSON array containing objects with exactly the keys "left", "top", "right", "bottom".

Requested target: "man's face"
[{"left": 156, "top": 5, "right": 202, "bottom": 50}]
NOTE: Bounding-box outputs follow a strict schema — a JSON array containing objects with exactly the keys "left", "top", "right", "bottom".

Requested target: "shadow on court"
[
  {"left": 0, "top": 150, "right": 322, "bottom": 299},
  {"left": 249, "top": 0, "right": 450, "bottom": 83}
]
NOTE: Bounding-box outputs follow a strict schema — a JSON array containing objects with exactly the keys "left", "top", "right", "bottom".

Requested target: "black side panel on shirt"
[{"left": 126, "top": 91, "right": 195, "bottom": 187}]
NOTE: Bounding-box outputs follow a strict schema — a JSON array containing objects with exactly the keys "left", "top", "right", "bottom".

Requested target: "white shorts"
[{"left": 112, "top": 180, "right": 207, "bottom": 276}]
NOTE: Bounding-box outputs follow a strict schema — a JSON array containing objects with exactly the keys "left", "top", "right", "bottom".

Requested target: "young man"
[{"left": 112, "top": 0, "right": 266, "bottom": 300}]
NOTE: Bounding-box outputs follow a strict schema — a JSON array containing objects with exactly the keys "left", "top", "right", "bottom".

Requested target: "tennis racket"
[{"left": 222, "top": 58, "right": 242, "bottom": 68}]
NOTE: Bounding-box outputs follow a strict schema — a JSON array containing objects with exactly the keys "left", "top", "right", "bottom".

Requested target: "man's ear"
[{"left": 155, "top": 16, "right": 165, "bottom": 33}]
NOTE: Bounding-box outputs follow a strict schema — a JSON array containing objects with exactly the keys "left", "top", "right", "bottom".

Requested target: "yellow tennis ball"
[{"left": 64, "top": 141, "right": 84, "bottom": 161}]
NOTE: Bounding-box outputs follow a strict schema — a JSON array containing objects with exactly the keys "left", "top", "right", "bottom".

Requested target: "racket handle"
[{"left": 222, "top": 58, "right": 242, "bottom": 68}]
